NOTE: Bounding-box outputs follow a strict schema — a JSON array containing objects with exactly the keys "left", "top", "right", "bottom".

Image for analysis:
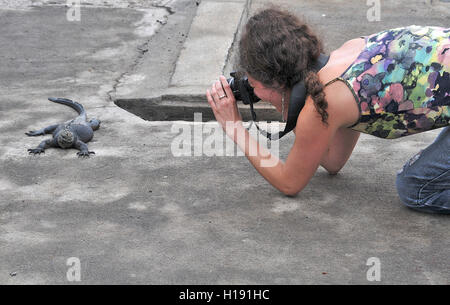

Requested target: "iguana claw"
[
  {"left": 77, "top": 151, "right": 95, "bottom": 158},
  {"left": 28, "top": 148, "right": 45, "bottom": 155}
]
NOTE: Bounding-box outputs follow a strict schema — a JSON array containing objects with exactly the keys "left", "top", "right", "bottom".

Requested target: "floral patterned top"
[{"left": 326, "top": 25, "right": 450, "bottom": 139}]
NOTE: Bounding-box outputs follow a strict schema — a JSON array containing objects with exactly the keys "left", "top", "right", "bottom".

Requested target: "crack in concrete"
[
  {"left": 10, "top": 0, "right": 176, "bottom": 9},
  {"left": 106, "top": 3, "right": 175, "bottom": 103},
  {"left": 151, "top": 1, "right": 175, "bottom": 14},
  {"left": 223, "top": 0, "right": 252, "bottom": 74}
]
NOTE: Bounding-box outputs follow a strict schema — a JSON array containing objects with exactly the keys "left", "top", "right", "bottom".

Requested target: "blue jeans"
[{"left": 396, "top": 126, "right": 450, "bottom": 214}]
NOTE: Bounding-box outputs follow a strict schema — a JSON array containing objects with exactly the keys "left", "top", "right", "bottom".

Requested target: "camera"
[{"left": 227, "top": 72, "right": 261, "bottom": 105}]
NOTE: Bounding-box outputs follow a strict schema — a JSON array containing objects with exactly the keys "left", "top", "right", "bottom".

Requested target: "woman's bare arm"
[
  {"left": 292, "top": 81, "right": 361, "bottom": 175},
  {"left": 320, "top": 127, "right": 360, "bottom": 174},
  {"left": 229, "top": 97, "right": 340, "bottom": 196},
  {"left": 208, "top": 76, "right": 356, "bottom": 196}
]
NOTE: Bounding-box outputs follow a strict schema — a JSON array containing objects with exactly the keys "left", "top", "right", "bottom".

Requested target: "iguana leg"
[
  {"left": 25, "top": 124, "right": 59, "bottom": 136},
  {"left": 28, "top": 138, "right": 57, "bottom": 155},
  {"left": 74, "top": 140, "right": 95, "bottom": 157}
]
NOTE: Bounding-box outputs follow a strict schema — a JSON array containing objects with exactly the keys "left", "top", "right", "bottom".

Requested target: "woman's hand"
[{"left": 206, "top": 76, "right": 243, "bottom": 136}]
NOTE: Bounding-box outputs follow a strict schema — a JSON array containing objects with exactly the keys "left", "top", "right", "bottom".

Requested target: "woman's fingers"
[
  {"left": 211, "top": 81, "right": 225, "bottom": 102},
  {"left": 206, "top": 78, "right": 242, "bottom": 126},
  {"left": 211, "top": 82, "right": 220, "bottom": 102},
  {"left": 207, "top": 77, "right": 235, "bottom": 110},
  {"left": 219, "top": 76, "right": 233, "bottom": 99},
  {"left": 215, "top": 79, "right": 227, "bottom": 99},
  {"left": 206, "top": 89, "right": 218, "bottom": 113}
]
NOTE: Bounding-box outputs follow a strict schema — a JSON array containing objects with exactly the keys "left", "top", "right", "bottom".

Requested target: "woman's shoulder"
[
  {"left": 318, "top": 37, "right": 366, "bottom": 84},
  {"left": 314, "top": 39, "right": 366, "bottom": 128}
]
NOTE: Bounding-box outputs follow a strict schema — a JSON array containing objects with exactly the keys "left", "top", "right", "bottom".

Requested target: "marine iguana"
[{"left": 26, "top": 98, "right": 101, "bottom": 157}]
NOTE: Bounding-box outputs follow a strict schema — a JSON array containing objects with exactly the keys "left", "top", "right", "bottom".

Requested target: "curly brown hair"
[{"left": 238, "top": 7, "right": 329, "bottom": 124}]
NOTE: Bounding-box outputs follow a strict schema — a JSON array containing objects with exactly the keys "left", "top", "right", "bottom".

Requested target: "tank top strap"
[
  {"left": 323, "top": 78, "right": 341, "bottom": 87},
  {"left": 322, "top": 77, "right": 362, "bottom": 129}
]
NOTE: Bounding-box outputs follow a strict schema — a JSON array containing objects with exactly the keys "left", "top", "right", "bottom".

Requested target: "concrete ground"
[{"left": 0, "top": 0, "right": 449, "bottom": 285}]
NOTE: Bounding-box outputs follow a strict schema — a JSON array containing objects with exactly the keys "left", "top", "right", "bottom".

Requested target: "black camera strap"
[{"left": 247, "top": 53, "right": 330, "bottom": 141}]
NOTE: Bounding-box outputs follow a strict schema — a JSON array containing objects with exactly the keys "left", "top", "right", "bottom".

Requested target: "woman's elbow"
[
  {"left": 284, "top": 190, "right": 299, "bottom": 197},
  {"left": 322, "top": 164, "right": 342, "bottom": 175},
  {"left": 327, "top": 169, "right": 341, "bottom": 175},
  {"left": 281, "top": 184, "right": 303, "bottom": 197}
]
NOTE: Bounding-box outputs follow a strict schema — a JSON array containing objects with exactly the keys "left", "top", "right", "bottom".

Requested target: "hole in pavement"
[{"left": 114, "top": 99, "right": 282, "bottom": 122}]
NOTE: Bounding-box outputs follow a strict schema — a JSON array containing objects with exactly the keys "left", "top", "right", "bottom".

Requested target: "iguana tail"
[{"left": 48, "top": 98, "right": 86, "bottom": 119}]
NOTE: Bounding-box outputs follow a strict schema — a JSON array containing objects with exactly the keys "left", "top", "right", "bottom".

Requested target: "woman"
[{"left": 206, "top": 8, "right": 450, "bottom": 214}]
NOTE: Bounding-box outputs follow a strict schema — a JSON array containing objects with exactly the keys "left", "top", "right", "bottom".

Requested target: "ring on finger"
[{"left": 215, "top": 81, "right": 227, "bottom": 99}]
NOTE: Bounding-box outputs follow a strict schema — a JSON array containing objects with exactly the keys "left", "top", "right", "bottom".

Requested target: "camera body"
[{"left": 227, "top": 72, "right": 260, "bottom": 105}]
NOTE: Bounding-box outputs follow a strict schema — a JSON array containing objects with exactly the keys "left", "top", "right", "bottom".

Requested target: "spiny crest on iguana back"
[
  {"left": 57, "top": 127, "right": 76, "bottom": 148},
  {"left": 26, "top": 98, "right": 101, "bottom": 157}
]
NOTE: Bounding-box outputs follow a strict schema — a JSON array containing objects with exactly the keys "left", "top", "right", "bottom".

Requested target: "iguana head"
[
  {"left": 56, "top": 128, "right": 75, "bottom": 148},
  {"left": 89, "top": 118, "right": 101, "bottom": 131}
]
